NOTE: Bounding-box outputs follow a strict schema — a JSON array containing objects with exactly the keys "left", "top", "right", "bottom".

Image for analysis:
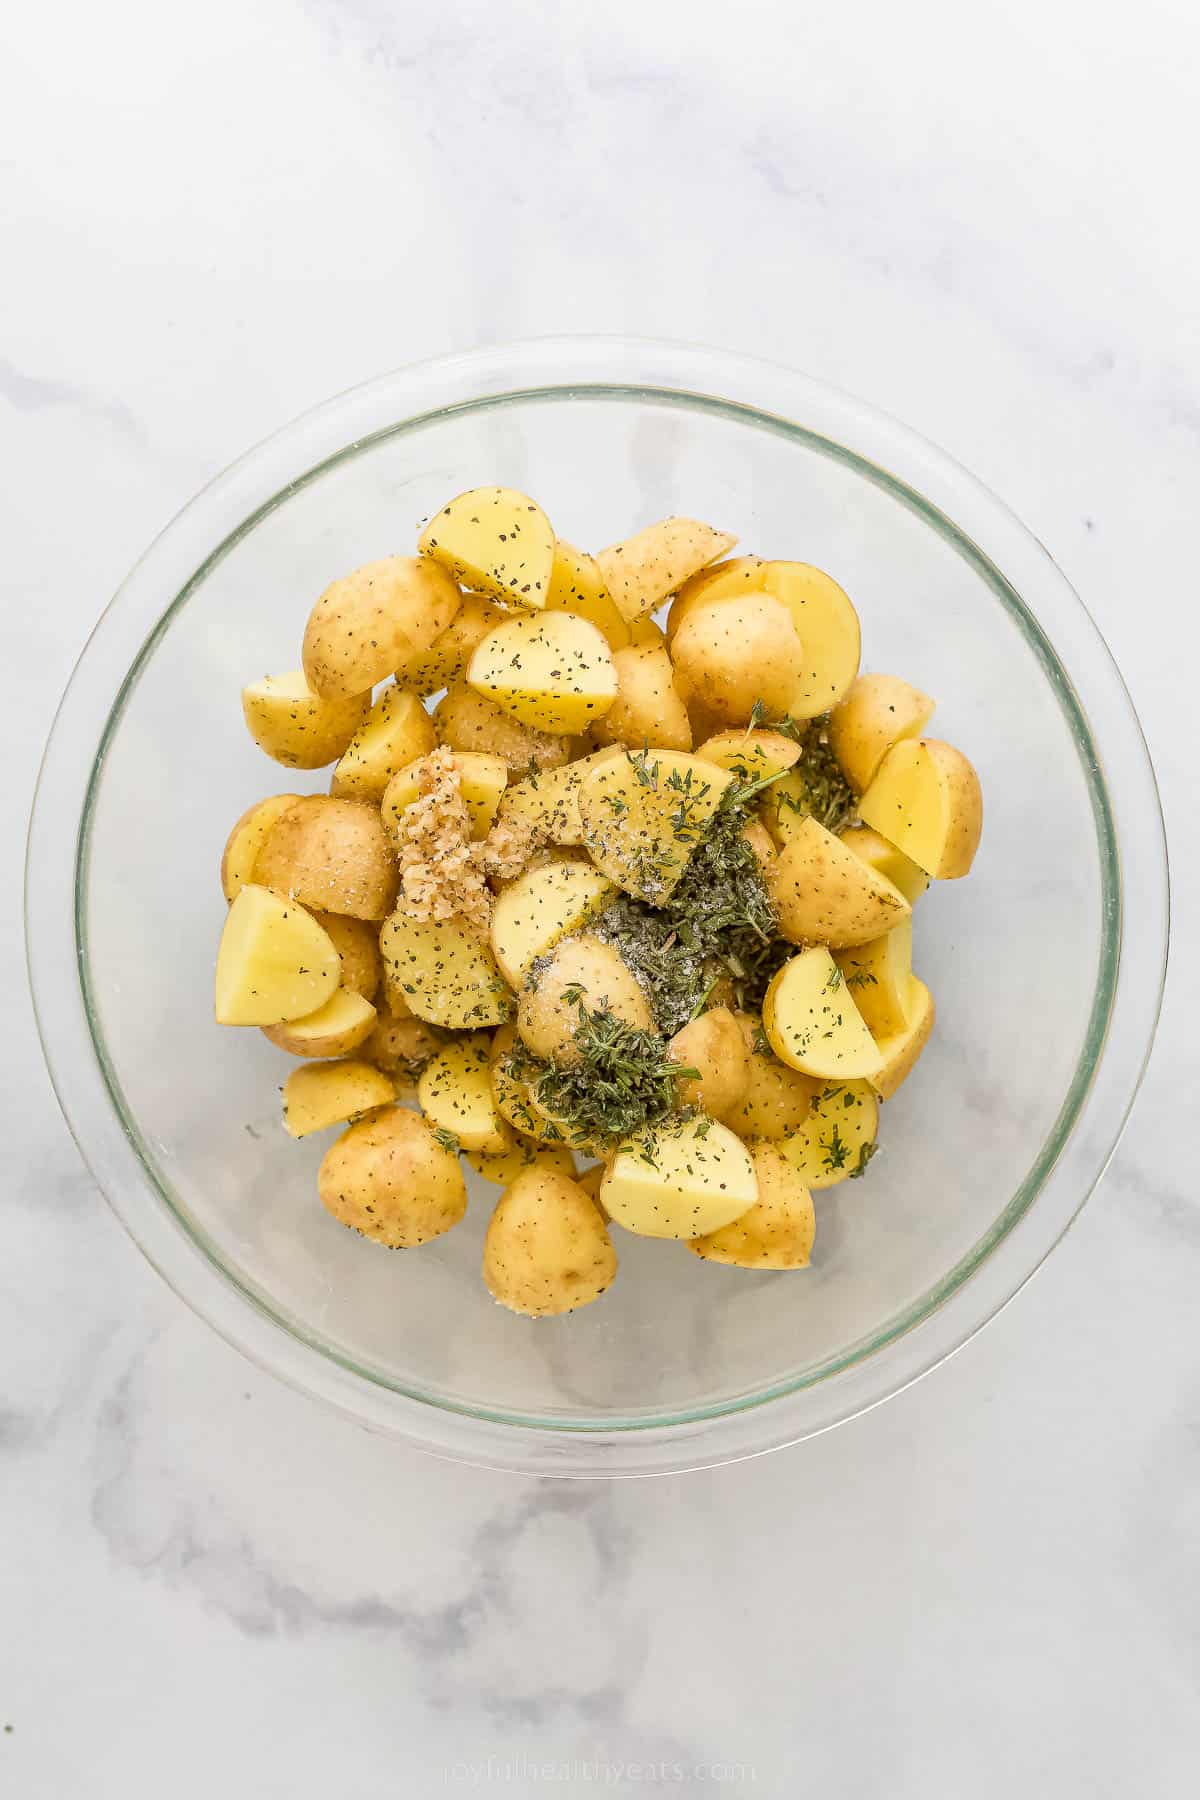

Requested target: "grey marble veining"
[{"left": 3, "top": 1, "right": 1197, "bottom": 1794}]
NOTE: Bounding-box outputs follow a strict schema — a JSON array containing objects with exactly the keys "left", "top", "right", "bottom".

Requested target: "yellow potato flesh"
[
  {"left": 838, "top": 825, "right": 930, "bottom": 904},
  {"left": 381, "top": 750, "right": 508, "bottom": 841},
  {"left": 689, "top": 1141, "right": 815, "bottom": 1269},
  {"left": 465, "top": 1133, "right": 577, "bottom": 1187},
  {"left": 577, "top": 749, "right": 734, "bottom": 904},
  {"left": 215, "top": 884, "right": 341, "bottom": 1026},
  {"left": 665, "top": 556, "right": 765, "bottom": 643},
  {"left": 434, "top": 681, "right": 568, "bottom": 772},
  {"left": 418, "top": 486, "right": 555, "bottom": 608},
  {"left": 721, "top": 1013, "right": 820, "bottom": 1140},
  {"left": 495, "top": 747, "right": 624, "bottom": 847},
  {"left": 871, "top": 977, "right": 936, "bottom": 1100},
  {"left": 331, "top": 687, "right": 438, "bottom": 802},
  {"left": 834, "top": 919, "right": 914, "bottom": 1040},
  {"left": 590, "top": 642, "right": 692, "bottom": 753},
  {"left": 777, "top": 1080, "right": 879, "bottom": 1189},
  {"left": 694, "top": 728, "right": 802, "bottom": 783},
  {"left": 601, "top": 1116, "right": 757, "bottom": 1240},
  {"left": 417, "top": 1033, "right": 510, "bottom": 1153},
  {"left": 262, "top": 987, "right": 378, "bottom": 1058},
  {"left": 763, "top": 948, "right": 883, "bottom": 1080},
  {"left": 241, "top": 671, "right": 371, "bottom": 771},
  {"left": 766, "top": 815, "right": 910, "bottom": 949},
  {"left": 828, "top": 673, "right": 935, "bottom": 794},
  {"left": 483, "top": 1168, "right": 618, "bottom": 1317},
  {"left": 220, "top": 793, "right": 301, "bottom": 902},
  {"left": 759, "top": 562, "right": 862, "bottom": 718},
  {"left": 282, "top": 1059, "right": 394, "bottom": 1137},
  {"left": 597, "top": 517, "right": 738, "bottom": 625},
  {"left": 858, "top": 738, "right": 983, "bottom": 879},
  {"left": 302, "top": 555, "right": 462, "bottom": 697},
  {"left": 467, "top": 611, "right": 618, "bottom": 734},
  {"left": 489, "top": 1023, "right": 562, "bottom": 1143},
  {"left": 545, "top": 540, "right": 631, "bottom": 650},
  {"left": 490, "top": 859, "right": 617, "bottom": 987},
  {"left": 391, "top": 595, "right": 506, "bottom": 696},
  {"left": 379, "top": 913, "right": 512, "bottom": 1028}
]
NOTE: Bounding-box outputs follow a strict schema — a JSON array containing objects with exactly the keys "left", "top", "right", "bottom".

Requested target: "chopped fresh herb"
[
  {"left": 505, "top": 1004, "right": 698, "bottom": 1147},
  {"left": 431, "top": 1126, "right": 462, "bottom": 1155},
  {"left": 767, "top": 715, "right": 857, "bottom": 834},
  {"left": 849, "top": 1139, "right": 879, "bottom": 1179},
  {"left": 844, "top": 970, "right": 878, "bottom": 989},
  {"left": 820, "top": 1125, "right": 852, "bottom": 1173}
]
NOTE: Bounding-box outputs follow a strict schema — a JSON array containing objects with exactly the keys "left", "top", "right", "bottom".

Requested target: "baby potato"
[
  {"left": 694, "top": 728, "right": 802, "bottom": 784},
  {"left": 601, "top": 1116, "right": 757, "bottom": 1240},
  {"left": 829, "top": 673, "right": 935, "bottom": 794},
  {"left": 517, "top": 934, "right": 653, "bottom": 1064},
  {"left": 596, "top": 516, "right": 737, "bottom": 625},
  {"left": 263, "top": 987, "right": 378, "bottom": 1059},
  {"left": 544, "top": 540, "right": 631, "bottom": 651},
  {"left": 778, "top": 1080, "right": 879, "bottom": 1189},
  {"left": 722, "top": 1012, "right": 821, "bottom": 1140},
  {"left": 330, "top": 686, "right": 438, "bottom": 802},
  {"left": 490, "top": 859, "right": 617, "bottom": 987},
  {"left": 689, "top": 1141, "right": 815, "bottom": 1269},
  {"left": 307, "top": 911, "right": 381, "bottom": 1000},
  {"left": 763, "top": 949, "right": 883, "bottom": 1082},
  {"left": 467, "top": 612, "right": 618, "bottom": 735},
  {"left": 282, "top": 1059, "right": 395, "bottom": 1138},
  {"left": 489, "top": 1023, "right": 563, "bottom": 1143},
  {"left": 627, "top": 617, "right": 668, "bottom": 649},
  {"left": 362, "top": 1012, "right": 442, "bottom": 1085},
  {"left": 483, "top": 1168, "right": 618, "bottom": 1317},
  {"left": 759, "top": 562, "right": 862, "bottom": 717},
  {"left": 838, "top": 825, "right": 930, "bottom": 904},
  {"left": 665, "top": 555, "right": 765, "bottom": 643},
  {"left": 590, "top": 642, "right": 692, "bottom": 753},
  {"left": 494, "top": 746, "right": 624, "bottom": 847},
  {"left": 380, "top": 912, "right": 512, "bottom": 1028},
  {"left": 834, "top": 919, "right": 914, "bottom": 1040},
  {"left": 670, "top": 593, "right": 805, "bottom": 725},
  {"left": 303, "top": 555, "right": 462, "bottom": 698},
  {"left": 858, "top": 738, "right": 983, "bottom": 880},
  {"left": 242, "top": 671, "right": 371, "bottom": 770},
  {"left": 577, "top": 749, "right": 734, "bottom": 904},
  {"left": 871, "top": 976, "right": 936, "bottom": 1100},
  {"left": 434, "top": 681, "right": 569, "bottom": 772},
  {"left": 417, "top": 1032, "right": 510, "bottom": 1154},
  {"left": 256, "top": 796, "right": 398, "bottom": 920},
  {"left": 466, "top": 1131, "right": 577, "bottom": 1188},
  {"left": 574, "top": 1161, "right": 609, "bottom": 1214},
  {"left": 392, "top": 594, "right": 506, "bottom": 695},
  {"left": 382, "top": 749, "right": 508, "bottom": 841},
  {"left": 215, "top": 884, "right": 341, "bottom": 1026},
  {"left": 419, "top": 486, "right": 556, "bottom": 609},
  {"left": 766, "top": 816, "right": 910, "bottom": 949},
  {"left": 667, "top": 1006, "right": 750, "bottom": 1122},
  {"left": 220, "top": 793, "right": 302, "bottom": 902},
  {"left": 319, "top": 1105, "right": 468, "bottom": 1247}
]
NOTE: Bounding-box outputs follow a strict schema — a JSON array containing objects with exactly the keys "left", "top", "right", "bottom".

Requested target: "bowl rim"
[{"left": 25, "top": 335, "right": 1169, "bottom": 1476}]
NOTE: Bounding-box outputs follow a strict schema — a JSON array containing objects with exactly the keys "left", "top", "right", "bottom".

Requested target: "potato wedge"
[
  {"left": 467, "top": 611, "right": 618, "bottom": 734},
  {"left": 318, "top": 1106, "right": 467, "bottom": 1247},
  {"left": 871, "top": 977, "right": 935, "bottom": 1100},
  {"left": 490, "top": 859, "right": 617, "bottom": 987},
  {"left": 665, "top": 555, "right": 765, "bottom": 643},
  {"left": 763, "top": 949, "right": 883, "bottom": 1081},
  {"left": 601, "top": 1116, "right": 757, "bottom": 1240},
  {"left": 490, "top": 1023, "right": 562, "bottom": 1143},
  {"left": 262, "top": 987, "right": 378, "bottom": 1058},
  {"left": 307, "top": 911, "right": 381, "bottom": 1000},
  {"left": 465, "top": 1132, "right": 576, "bottom": 1187},
  {"left": 766, "top": 816, "right": 910, "bottom": 949},
  {"left": 330, "top": 686, "right": 438, "bottom": 802},
  {"left": 382, "top": 750, "right": 508, "bottom": 842},
  {"left": 838, "top": 825, "right": 930, "bottom": 904},
  {"left": 417, "top": 1033, "right": 510, "bottom": 1154},
  {"left": 589, "top": 642, "right": 692, "bottom": 753},
  {"left": 627, "top": 616, "right": 668, "bottom": 649},
  {"left": 483, "top": 1168, "right": 617, "bottom": 1317},
  {"left": 215, "top": 885, "right": 341, "bottom": 1026},
  {"left": 434, "top": 680, "right": 568, "bottom": 772},
  {"left": 670, "top": 592, "right": 806, "bottom": 724},
  {"left": 256, "top": 796, "right": 398, "bottom": 920},
  {"left": 740, "top": 818, "right": 777, "bottom": 871},
  {"left": 759, "top": 562, "right": 861, "bottom": 717},
  {"left": 577, "top": 748, "right": 734, "bottom": 904},
  {"left": 596, "top": 517, "right": 737, "bottom": 625},
  {"left": 380, "top": 912, "right": 512, "bottom": 1028},
  {"left": 858, "top": 738, "right": 983, "bottom": 879},
  {"left": 778, "top": 1080, "right": 879, "bottom": 1189},
  {"left": 419, "top": 486, "right": 556, "bottom": 609},
  {"left": 392, "top": 595, "right": 506, "bottom": 696},
  {"left": 516, "top": 934, "right": 653, "bottom": 1063},
  {"left": 494, "top": 746, "right": 624, "bottom": 847},
  {"left": 834, "top": 919, "right": 914, "bottom": 1040},
  {"left": 668, "top": 1007, "right": 751, "bottom": 1123},
  {"left": 282, "top": 1059, "right": 394, "bottom": 1137},
  {"left": 689, "top": 1141, "right": 815, "bottom": 1269},
  {"left": 722, "top": 1012, "right": 821, "bottom": 1140},
  {"left": 242, "top": 672, "right": 372, "bottom": 771},
  {"left": 694, "top": 728, "right": 802, "bottom": 784},
  {"left": 220, "top": 793, "right": 302, "bottom": 902},
  {"left": 544, "top": 540, "right": 631, "bottom": 651},
  {"left": 829, "top": 673, "right": 935, "bottom": 794},
  {"left": 302, "top": 555, "right": 462, "bottom": 698}
]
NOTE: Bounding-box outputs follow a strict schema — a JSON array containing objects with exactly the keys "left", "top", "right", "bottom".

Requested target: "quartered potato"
[
  {"left": 494, "top": 746, "right": 624, "bottom": 847},
  {"left": 668, "top": 1007, "right": 751, "bottom": 1123},
  {"left": 419, "top": 486, "right": 556, "bottom": 608},
  {"left": 319, "top": 1106, "right": 468, "bottom": 1247},
  {"left": 465, "top": 1132, "right": 577, "bottom": 1188},
  {"left": 596, "top": 516, "right": 737, "bottom": 625},
  {"left": 590, "top": 642, "right": 693, "bottom": 753},
  {"left": 601, "top": 1116, "right": 757, "bottom": 1240},
  {"left": 262, "top": 987, "right": 378, "bottom": 1059},
  {"left": 858, "top": 738, "right": 983, "bottom": 880},
  {"left": 434, "top": 680, "right": 569, "bottom": 772},
  {"left": 417, "top": 1032, "right": 510, "bottom": 1153},
  {"left": 694, "top": 728, "right": 802, "bottom": 784},
  {"left": 381, "top": 749, "right": 508, "bottom": 841},
  {"left": 467, "top": 611, "right": 618, "bottom": 734},
  {"left": 577, "top": 748, "right": 734, "bottom": 904},
  {"left": 838, "top": 824, "right": 930, "bottom": 904},
  {"left": 829, "top": 673, "right": 935, "bottom": 793},
  {"left": 665, "top": 554, "right": 765, "bottom": 643},
  {"left": 282, "top": 1059, "right": 395, "bottom": 1138},
  {"left": 689, "top": 1141, "right": 815, "bottom": 1269},
  {"left": 220, "top": 793, "right": 301, "bottom": 902},
  {"left": 722, "top": 1012, "right": 821, "bottom": 1140},
  {"left": 330, "top": 686, "right": 438, "bottom": 802},
  {"left": 671, "top": 592, "right": 806, "bottom": 725},
  {"left": 215, "top": 884, "right": 342, "bottom": 1026},
  {"left": 242, "top": 671, "right": 372, "bottom": 770},
  {"left": 303, "top": 555, "right": 462, "bottom": 698},
  {"left": 379, "top": 912, "right": 513, "bottom": 1028},
  {"left": 763, "top": 948, "right": 883, "bottom": 1082},
  {"left": 490, "top": 859, "right": 617, "bottom": 987},
  {"left": 516, "top": 933, "right": 653, "bottom": 1064},
  {"left": 759, "top": 562, "right": 862, "bottom": 717},
  {"left": 361, "top": 1012, "right": 442, "bottom": 1084},
  {"left": 778, "top": 1080, "right": 879, "bottom": 1189},
  {"left": 256, "top": 796, "right": 398, "bottom": 920},
  {"left": 871, "top": 976, "right": 936, "bottom": 1100},
  {"left": 392, "top": 594, "right": 506, "bottom": 696},
  {"left": 489, "top": 1022, "right": 562, "bottom": 1143},
  {"left": 834, "top": 918, "right": 914, "bottom": 1040},
  {"left": 766, "top": 816, "right": 910, "bottom": 949},
  {"left": 483, "top": 1168, "right": 618, "bottom": 1316},
  {"left": 307, "top": 911, "right": 381, "bottom": 1001},
  {"left": 545, "top": 540, "right": 631, "bottom": 651}
]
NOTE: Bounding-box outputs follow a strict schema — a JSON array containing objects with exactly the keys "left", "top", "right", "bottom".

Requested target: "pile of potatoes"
[{"left": 215, "top": 486, "right": 982, "bottom": 1318}]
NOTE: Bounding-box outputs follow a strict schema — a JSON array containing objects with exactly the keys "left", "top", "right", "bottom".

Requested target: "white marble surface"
[{"left": 3, "top": 1, "right": 1197, "bottom": 1792}]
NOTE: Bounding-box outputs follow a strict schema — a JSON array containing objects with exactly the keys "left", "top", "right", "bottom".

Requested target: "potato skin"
[
  {"left": 318, "top": 1106, "right": 467, "bottom": 1248},
  {"left": 596, "top": 517, "right": 737, "bottom": 624},
  {"left": 666, "top": 556, "right": 765, "bottom": 643},
  {"left": 220, "top": 793, "right": 301, "bottom": 902},
  {"left": 591, "top": 643, "right": 692, "bottom": 752},
  {"left": 517, "top": 934, "right": 653, "bottom": 1064},
  {"left": 434, "top": 681, "right": 568, "bottom": 772},
  {"left": 308, "top": 911, "right": 381, "bottom": 999},
  {"left": 670, "top": 594, "right": 805, "bottom": 725},
  {"left": 722, "top": 1012, "right": 821, "bottom": 1140},
  {"left": 262, "top": 989, "right": 378, "bottom": 1059},
  {"left": 828, "top": 673, "right": 935, "bottom": 794},
  {"left": 303, "top": 555, "right": 463, "bottom": 698},
  {"left": 330, "top": 687, "right": 439, "bottom": 803},
  {"left": 668, "top": 1007, "right": 750, "bottom": 1121},
  {"left": 689, "top": 1141, "right": 815, "bottom": 1269},
  {"left": 242, "top": 675, "right": 371, "bottom": 770},
  {"left": 871, "top": 978, "right": 936, "bottom": 1100},
  {"left": 392, "top": 595, "right": 506, "bottom": 696},
  {"left": 361, "top": 1013, "right": 442, "bottom": 1091},
  {"left": 483, "top": 1168, "right": 617, "bottom": 1316},
  {"left": 256, "top": 796, "right": 398, "bottom": 920},
  {"left": 766, "top": 817, "right": 910, "bottom": 949}
]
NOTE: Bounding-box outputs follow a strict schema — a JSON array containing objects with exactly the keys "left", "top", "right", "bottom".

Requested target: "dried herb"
[
  {"left": 505, "top": 1002, "right": 698, "bottom": 1146},
  {"left": 767, "top": 714, "right": 857, "bottom": 835}
]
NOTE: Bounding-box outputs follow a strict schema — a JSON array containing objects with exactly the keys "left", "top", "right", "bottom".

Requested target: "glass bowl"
[{"left": 26, "top": 338, "right": 1168, "bottom": 1476}]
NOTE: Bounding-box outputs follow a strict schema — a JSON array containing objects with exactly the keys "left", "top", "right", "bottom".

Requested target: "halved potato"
[
  {"left": 392, "top": 594, "right": 506, "bottom": 696},
  {"left": 215, "top": 884, "right": 341, "bottom": 1026},
  {"left": 668, "top": 1007, "right": 751, "bottom": 1122},
  {"left": 303, "top": 555, "right": 462, "bottom": 698},
  {"left": 590, "top": 642, "right": 692, "bottom": 752},
  {"left": 465, "top": 1132, "right": 576, "bottom": 1187},
  {"left": 759, "top": 562, "right": 861, "bottom": 717},
  {"left": 722, "top": 1012, "right": 821, "bottom": 1140},
  {"left": 577, "top": 749, "right": 734, "bottom": 904},
  {"left": 380, "top": 912, "right": 512, "bottom": 1028},
  {"left": 220, "top": 793, "right": 302, "bottom": 902},
  {"left": 282, "top": 1059, "right": 394, "bottom": 1137},
  {"left": 689, "top": 1141, "right": 815, "bottom": 1269},
  {"left": 361, "top": 1012, "right": 441, "bottom": 1084},
  {"left": 381, "top": 749, "right": 508, "bottom": 841},
  {"left": 516, "top": 933, "right": 653, "bottom": 1063},
  {"left": 670, "top": 592, "right": 806, "bottom": 724},
  {"left": 318, "top": 1105, "right": 467, "bottom": 1247},
  {"left": 829, "top": 673, "right": 935, "bottom": 793},
  {"left": 494, "top": 746, "right": 624, "bottom": 847},
  {"left": 330, "top": 687, "right": 438, "bottom": 802},
  {"left": 838, "top": 824, "right": 930, "bottom": 904},
  {"left": 544, "top": 540, "right": 631, "bottom": 650},
  {"left": 467, "top": 611, "right": 618, "bottom": 734},
  {"left": 778, "top": 1080, "right": 879, "bottom": 1189},
  {"left": 307, "top": 911, "right": 381, "bottom": 1000},
  {"left": 434, "top": 680, "right": 568, "bottom": 772},
  {"left": 419, "top": 486, "right": 556, "bottom": 608},
  {"left": 858, "top": 738, "right": 983, "bottom": 879},
  {"left": 601, "top": 1116, "right": 757, "bottom": 1240},
  {"left": 665, "top": 555, "right": 765, "bottom": 643},
  {"left": 766, "top": 816, "right": 910, "bottom": 949},
  {"left": 417, "top": 1032, "right": 510, "bottom": 1153},
  {"left": 483, "top": 1168, "right": 618, "bottom": 1317},
  {"left": 694, "top": 728, "right": 802, "bottom": 784},
  {"left": 263, "top": 987, "right": 378, "bottom": 1058},
  {"left": 596, "top": 517, "right": 737, "bottom": 625},
  {"left": 256, "top": 796, "right": 398, "bottom": 920},
  {"left": 490, "top": 1023, "right": 562, "bottom": 1143},
  {"left": 834, "top": 919, "right": 914, "bottom": 1039},
  {"left": 871, "top": 977, "right": 936, "bottom": 1100},
  {"left": 242, "top": 672, "right": 371, "bottom": 771},
  {"left": 762, "top": 948, "right": 883, "bottom": 1080},
  {"left": 490, "top": 859, "right": 617, "bottom": 987}
]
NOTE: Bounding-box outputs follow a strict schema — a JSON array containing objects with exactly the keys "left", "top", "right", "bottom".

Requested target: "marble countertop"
[{"left": 3, "top": 2, "right": 1196, "bottom": 1793}]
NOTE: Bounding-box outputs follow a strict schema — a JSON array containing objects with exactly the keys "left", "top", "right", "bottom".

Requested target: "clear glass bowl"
[{"left": 26, "top": 338, "right": 1168, "bottom": 1475}]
